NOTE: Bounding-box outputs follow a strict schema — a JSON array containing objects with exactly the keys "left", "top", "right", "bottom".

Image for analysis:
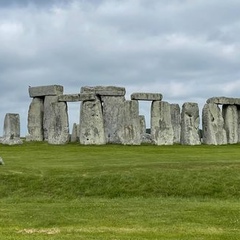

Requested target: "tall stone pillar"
[
  {"left": 202, "top": 103, "right": 227, "bottom": 145},
  {"left": 151, "top": 101, "right": 174, "bottom": 145},
  {"left": 222, "top": 104, "right": 238, "bottom": 144},
  {"left": 79, "top": 97, "right": 106, "bottom": 145},
  {"left": 180, "top": 102, "right": 201, "bottom": 145},
  {"left": 170, "top": 104, "right": 181, "bottom": 144}
]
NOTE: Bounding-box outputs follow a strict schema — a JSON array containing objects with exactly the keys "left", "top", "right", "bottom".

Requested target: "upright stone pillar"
[
  {"left": 180, "top": 102, "right": 201, "bottom": 145},
  {"left": 79, "top": 97, "right": 106, "bottom": 145},
  {"left": 151, "top": 101, "right": 174, "bottom": 145},
  {"left": 48, "top": 101, "right": 69, "bottom": 145},
  {"left": 71, "top": 123, "right": 79, "bottom": 143},
  {"left": 139, "top": 115, "right": 146, "bottom": 136},
  {"left": 27, "top": 97, "right": 44, "bottom": 141},
  {"left": 202, "top": 103, "right": 227, "bottom": 145},
  {"left": 170, "top": 104, "right": 181, "bottom": 144},
  {"left": 222, "top": 104, "right": 238, "bottom": 144},
  {"left": 120, "top": 100, "right": 141, "bottom": 145}
]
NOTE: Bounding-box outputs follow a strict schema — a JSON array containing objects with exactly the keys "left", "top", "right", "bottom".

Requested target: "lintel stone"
[
  {"left": 81, "top": 86, "right": 126, "bottom": 96},
  {"left": 58, "top": 93, "right": 95, "bottom": 102},
  {"left": 29, "top": 85, "right": 63, "bottom": 98},
  {"left": 207, "top": 97, "right": 240, "bottom": 105},
  {"left": 131, "top": 93, "right": 163, "bottom": 101}
]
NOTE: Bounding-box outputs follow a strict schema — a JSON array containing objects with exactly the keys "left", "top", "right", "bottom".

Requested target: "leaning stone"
[
  {"left": 3, "top": 113, "right": 21, "bottom": 139},
  {"left": 47, "top": 101, "right": 70, "bottom": 145},
  {"left": 119, "top": 100, "right": 142, "bottom": 145},
  {"left": 79, "top": 97, "right": 106, "bottom": 145},
  {"left": 207, "top": 97, "right": 240, "bottom": 105},
  {"left": 170, "top": 104, "right": 181, "bottom": 144},
  {"left": 81, "top": 86, "right": 126, "bottom": 96},
  {"left": 29, "top": 85, "right": 63, "bottom": 98},
  {"left": 71, "top": 123, "right": 79, "bottom": 142},
  {"left": 180, "top": 102, "right": 201, "bottom": 145},
  {"left": 222, "top": 104, "right": 238, "bottom": 144},
  {"left": 151, "top": 101, "right": 174, "bottom": 145},
  {"left": 131, "top": 93, "right": 163, "bottom": 101},
  {"left": 27, "top": 97, "right": 44, "bottom": 141},
  {"left": 202, "top": 103, "right": 227, "bottom": 145}
]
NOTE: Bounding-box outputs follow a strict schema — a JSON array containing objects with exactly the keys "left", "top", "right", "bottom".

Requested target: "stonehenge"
[{"left": 3, "top": 84, "right": 240, "bottom": 146}]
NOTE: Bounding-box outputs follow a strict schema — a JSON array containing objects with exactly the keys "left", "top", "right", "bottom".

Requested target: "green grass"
[{"left": 0, "top": 142, "right": 240, "bottom": 239}]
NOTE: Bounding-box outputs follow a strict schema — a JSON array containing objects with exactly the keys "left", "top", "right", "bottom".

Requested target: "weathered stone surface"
[
  {"left": 151, "top": 101, "right": 174, "bottom": 145},
  {"left": 48, "top": 101, "right": 70, "bottom": 144},
  {"left": 70, "top": 123, "right": 79, "bottom": 142},
  {"left": 131, "top": 93, "right": 163, "bottom": 101},
  {"left": 3, "top": 113, "right": 21, "bottom": 139},
  {"left": 222, "top": 104, "right": 238, "bottom": 144},
  {"left": 170, "top": 104, "right": 181, "bottom": 144},
  {"left": 29, "top": 85, "right": 63, "bottom": 98},
  {"left": 27, "top": 97, "right": 44, "bottom": 141},
  {"left": 202, "top": 103, "right": 227, "bottom": 145},
  {"left": 207, "top": 97, "right": 240, "bottom": 105},
  {"left": 79, "top": 97, "right": 106, "bottom": 145},
  {"left": 119, "top": 100, "right": 142, "bottom": 145},
  {"left": 43, "top": 96, "right": 58, "bottom": 140},
  {"left": 58, "top": 93, "right": 96, "bottom": 102},
  {"left": 101, "top": 96, "right": 126, "bottom": 143},
  {"left": 139, "top": 115, "right": 146, "bottom": 136},
  {"left": 1, "top": 138, "right": 23, "bottom": 145},
  {"left": 180, "top": 102, "right": 201, "bottom": 145},
  {"left": 81, "top": 86, "right": 126, "bottom": 96}
]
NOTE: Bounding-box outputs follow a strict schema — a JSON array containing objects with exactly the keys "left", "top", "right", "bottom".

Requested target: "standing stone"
[
  {"left": 119, "top": 100, "right": 141, "bottom": 145},
  {"left": 27, "top": 97, "right": 44, "bottom": 141},
  {"left": 79, "top": 97, "right": 106, "bottom": 145},
  {"left": 180, "top": 102, "right": 201, "bottom": 145},
  {"left": 2, "top": 113, "right": 23, "bottom": 145},
  {"left": 101, "top": 96, "right": 126, "bottom": 143},
  {"left": 48, "top": 101, "right": 69, "bottom": 144},
  {"left": 237, "top": 106, "right": 240, "bottom": 143},
  {"left": 202, "top": 103, "right": 227, "bottom": 145},
  {"left": 43, "top": 96, "right": 59, "bottom": 140},
  {"left": 139, "top": 115, "right": 146, "bottom": 136},
  {"left": 151, "top": 101, "right": 174, "bottom": 145},
  {"left": 222, "top": 105, "right": 238, "bottom": 144},
  {"left": 71, "top": 123, "right": 80, "bottom": 143},
  {"left": 170, "top": 104, "right": 181, "bottom": 144}
]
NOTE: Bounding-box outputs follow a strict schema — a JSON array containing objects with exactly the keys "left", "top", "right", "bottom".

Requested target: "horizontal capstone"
[
  {"left": 81, "top": 86, "right": 126, "bottom": 96},
  {"left": 131, "top": 93, "right": 163, "bottom": 101},
  {"left": 207, "top": 97, "right": 240, "bottom": 105},
  {"left": 29, "top": 85, "right": 63, "bottom": 97}
]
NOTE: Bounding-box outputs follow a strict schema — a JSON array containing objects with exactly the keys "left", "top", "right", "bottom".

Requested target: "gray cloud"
[{"left": 0, "top": 0, "right": 240, "bottom": 135}]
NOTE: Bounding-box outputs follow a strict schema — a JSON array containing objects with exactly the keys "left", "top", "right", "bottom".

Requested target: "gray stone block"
[
  {"left": 70, "top": 123, "right": 79, "bottom": 142},
  {"left": 3, "top": 113, "right": 21, "bottom": 139},
  {"left": 58, "top": 93, "right": 96, "bottom": 102},
  {"left": 81, "top": 86, "right": 126, "bottom": 96},
  {"left": 131, "top": 93, "right": 163, "bottom": 101},
  {"left": 151, "top": 101, "right": 174, "bottom": 145},
  {"left": 29, "top": 85, "right": 63, "bottom": 97},
  {"left": 207, "top": 97, "right": 240, "bottom": 105},
  {"left": 202, "top": 103, "right": 227, "bottom": 145},
  {"left": 180, "top": 102, "right": 201, "bottom": 145},
  {"left": 170, "top": 104, "right": 181, "bottom": 144}
]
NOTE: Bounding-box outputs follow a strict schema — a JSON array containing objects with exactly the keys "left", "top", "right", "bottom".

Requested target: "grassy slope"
[{"left": 0, "top": 142, "right": 240, "bottom": 239}]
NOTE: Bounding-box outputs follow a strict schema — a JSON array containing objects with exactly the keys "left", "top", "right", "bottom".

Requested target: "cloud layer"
[{"left": 1, "top": 0, "right": 240, "bottom": 134}]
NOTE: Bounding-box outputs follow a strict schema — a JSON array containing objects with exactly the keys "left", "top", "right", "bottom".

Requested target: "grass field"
[{"left": 0, "top": 142, "right": 240, "bottom": 239}]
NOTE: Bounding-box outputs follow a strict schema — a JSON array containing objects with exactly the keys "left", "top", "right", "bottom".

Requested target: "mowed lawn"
[{"left": 0, "top": 142, "right": 240, "bottom": 239}]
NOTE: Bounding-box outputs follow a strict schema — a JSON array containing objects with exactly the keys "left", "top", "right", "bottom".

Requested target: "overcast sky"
[{"left": 1, "top": 0, "right": 240, "bottom": 136}]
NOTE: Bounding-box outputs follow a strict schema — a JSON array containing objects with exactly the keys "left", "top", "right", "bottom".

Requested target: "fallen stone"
[
  {"left": 131, "top": 93, "right": 163, "bottom": 101},
  {"left": 81, "top": 86, "right": 126, "bottom": 96},
  {"left": 27, "top": 97, "right": 44, "bottom": 141},
  {"left": 151, "top": 101, "right": 174, "bottom": 145},
  {"left": 29, "top": 85, "right": 63, "bottom": 98},
  {"left": 202, "top": 103, "right": 227, "bottom": 145},
  {"left": 222, "top": 104, "right": 238, "bottom": 144},
  {"left": 180, "top": 102, "right": 201, "bottom": 145},
  {"left": 1, "top": 138, "right": 23, "bottom": 145},
  {"left": 170, "top": 104, "right": 181, "bottom": 144},
  {"left": 207, "top": 97, "right": 240, "bottom": 105}
]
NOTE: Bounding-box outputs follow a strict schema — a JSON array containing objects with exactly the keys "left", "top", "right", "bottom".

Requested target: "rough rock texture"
[
  {"left": 139, "top": 115, "right": 146, "bottom": 136},
  {"left": 47, "top": 101, "right": 70, "bottom": 145},
  {"left": 43, "top": 96, "right": 59, "bottom": 140},
  {"left": 119, "top": 100, "right": 141, "bottom": 145},
  {"left": 27, "top": 97, "right": 44, "bottom": 141},
  {"left": 79, "top": 97, "right": 106, "bottom": 145},
  {"left": 207, "top": 97, "right": 240, "bottom": 105},
  {"left": 81, "top": 86, "right": 126, "bottom": 96},
  {"left": 170, "top": 104, "right": 181, "bottom": 144},
  {"left": 131, "top": 93, "right": 163, "bottom": 101},
  {"left": 202, "top": 103, "right": 227, "bottom": 145},
  {"left": 101, "top": 96, "right": 126, "bottom": 143},
  {"left": 222, "top": 104, "right": 238, "bottom": 144},
  {"left": 180, "top": 102, "right": 201, "bottom": 145},
  {"left": 71, "top": 123, "right": 79, "bottom": 142},
  {"left": 29, "top": 85, "right": 63, "bottom": 97},
  {"left": 58, "top": 93, "right": 96, "bottom": 102},
  {"left": 151, "top": 101, "right": 174, "bottom": 145}
]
